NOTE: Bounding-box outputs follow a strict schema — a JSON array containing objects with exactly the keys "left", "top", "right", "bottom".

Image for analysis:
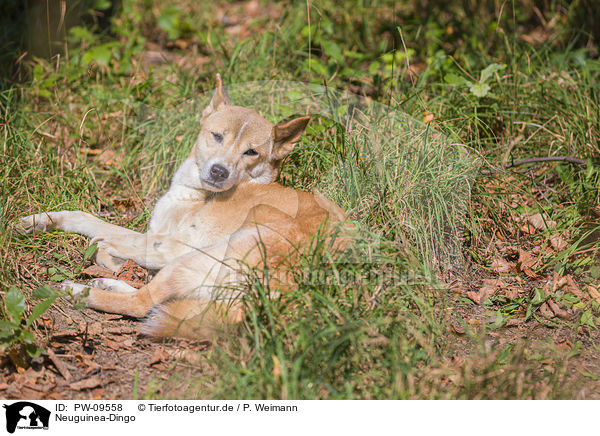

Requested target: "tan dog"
[{"left": 18, "top": 74, "right": 349, "bottom": 339}]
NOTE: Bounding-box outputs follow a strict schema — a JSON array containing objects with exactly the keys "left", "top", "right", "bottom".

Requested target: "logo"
[{"left": 3, "top": 402, "right": 50, "bottom": 433}]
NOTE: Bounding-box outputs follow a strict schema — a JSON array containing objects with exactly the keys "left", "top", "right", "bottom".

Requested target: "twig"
[
  {"left": 47, "top": 349, "right": 72, "bottom": 382},
  {"left": 506, "top": 156, "right": 586, "bottom": 167},
  {"left": 481, "top": 155, "right": 588, "bottom": 175}
]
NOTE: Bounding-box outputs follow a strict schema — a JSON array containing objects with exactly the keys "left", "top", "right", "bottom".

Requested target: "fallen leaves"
[
  {"left": 517, "top": 249, "right": 538, "bottom": 278},
  {"left": 548, "top": 234, "right": 568, "bottom": 252},
  {"left": 490, "top": 258, "right": 515, "bottom": 274},
  {"left": 467, "top": 264, "right": 588, "bottom": 325},
  {"left": 588, "top": 285, "right": 600, "bottom": 306},
  {"left": 467, "top": 279, "right": 510, "bottom": 305},
  {"left": 82, "top": 264, "right": 114, "bottom": 278},
  {"left": 75, "top": 353, "right": 101, "bottom": 376},
  {"left": 520, "top": 212, "right": 556, "bottom": 234},
  {"left": 69, "top": 375, "right": 103, "bottom": 391},
  {"left": 47, "top": 349, "right": 72, "bottom": 382},
  {"left": 148, "top": 347, "right": 171, "bottom": 367},
  {"left": 82, "top": 259, "right": 149, "bottom": 289},
  {"left": 116, "top": 260, "right": 149, "bottom": 289},
  {"left": 1, "top": 366, "right": 57, "bottom": 399},
  {"left": 488, "top": 245, "right": 542, "bottom": 278}
]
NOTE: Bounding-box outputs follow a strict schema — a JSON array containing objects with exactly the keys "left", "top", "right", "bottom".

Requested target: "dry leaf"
[
  {"left": 548, "top": 234, "right": 568, "bottom": 252},
  {"left": 70, "top": 376, "right": 102, "bottom": 391},
  {"left": 47, "top": 349, "right": 72, "bottom": 382},
  {"left": 520, "top": 212, "right": 556, "bottom": 234},
  {"left": 83, "top": 362, "right": 100, "bottom": 376},
  {"left": 111, "top": 197, "right": 135, "bottom": 212},
  {"left": 96, "top": 149, "right": 123, "bottom": 167},
  {"left": 469, "top": 279, "right": 509, "bottom": 304},
  {"left": 505, "top": 287, "right": 521, "bottom": 300},
  {"left": 103, "top": 338, "right": 123, "bottom": 351},
  {"left": 90, "top": 322, "right": 103, "bottom": 336},
  {"left": 539, "top": 302, "right": 554, "bottom": 318},
  {"left": 517, "top": 249, "right": 538, "bottom": 278},
  {"left": 466, "top": 291, "right": 482, "bottom": 305},
  {"left": 564, "top": 275, "right": 586, "bottom": 302},
  {"left": 116, "top": 260, "right": 149, "bottom": 289},
  {"left": 272, "top": 355, "right": 282, "bottom": 381},
  {"left": 450, "top": 323, "right": 466, "bottom": 335},
  {"left": 51, "top": 330, "right": 80, "bottom": 340},
  {"left": 92, "top": 387, "right": 105, "bottom": 400},
  {"left": 490, "top": 258, "right": 515, "bottom": 274},
  {"left": 422, "top": 111, "right": 435, "bottom": 123},
  {"left": 547, "top": 299, "right": 569, "bottom": 319},
  {"left": 552, "top": 272, "right": 568, "bottom": 293},
  {"left": 171, "top": 350, "right": 202, "bottom": 365},
  {"left": 105, "top": 326, "right": 137, "bottom": 335},
  {"left": 81, "top": 265, "right": 115, "bottom": 279},
  {"left": 148, "top": 347, "right": 171, "bottom": 366},
  {"left": 587, "top": 285, "right": 600, "bottom": 306},
  {"left": 555, "top": 339, "right": 572, "bottom": 351}
]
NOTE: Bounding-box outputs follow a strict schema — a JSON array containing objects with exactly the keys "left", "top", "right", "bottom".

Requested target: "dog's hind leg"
[
  {"left": 141, "top": 298, "right": 244, "bottom": 340},
  {"left": 64, "top": 241, "right": 240, "bottom": 318}
]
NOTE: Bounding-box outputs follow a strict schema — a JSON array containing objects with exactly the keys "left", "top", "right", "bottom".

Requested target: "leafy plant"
[
  {"left": 445, "top": 62, "right": 506, "bottom": 98},
  {"left": 0, "top": 286, "right": 58, "bottom": 365}
]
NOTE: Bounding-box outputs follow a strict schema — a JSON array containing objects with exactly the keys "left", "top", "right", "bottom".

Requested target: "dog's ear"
[
  {"left": 202, "top": 73, "right": 231, "bottom": 119},
  {"left": 271, "top": 116, "right": 310, "bottom": 160}
]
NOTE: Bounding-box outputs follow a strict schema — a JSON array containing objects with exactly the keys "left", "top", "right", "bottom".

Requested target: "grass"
[{"left": 1, "top": 0, "right": 599, "bottom": 399}]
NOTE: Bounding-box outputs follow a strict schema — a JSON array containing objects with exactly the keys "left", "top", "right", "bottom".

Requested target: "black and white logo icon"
[{"left": 3, "top": 402, "right": 50, "bottom": 433}]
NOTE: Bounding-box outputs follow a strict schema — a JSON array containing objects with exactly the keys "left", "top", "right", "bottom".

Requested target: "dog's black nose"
[{"left": 209, "top": 164, "right": 229, "bottom": 182}]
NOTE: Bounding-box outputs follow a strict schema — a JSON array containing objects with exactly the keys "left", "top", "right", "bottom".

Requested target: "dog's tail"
[{"left": 141, "top": 299, "right": 244, "bottom": 340}]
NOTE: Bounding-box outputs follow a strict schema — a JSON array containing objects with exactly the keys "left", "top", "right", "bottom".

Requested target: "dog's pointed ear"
[
  {"left": 271, "top": 116, "right": 310, "bottom": 160},
  {"left": 202, "top": 73, "right": 231, "bottom": 119}
]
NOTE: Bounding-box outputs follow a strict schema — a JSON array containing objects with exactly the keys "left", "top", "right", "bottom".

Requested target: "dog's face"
[{"left": 191, "top": 75, "right": 309, "bottom": 193}]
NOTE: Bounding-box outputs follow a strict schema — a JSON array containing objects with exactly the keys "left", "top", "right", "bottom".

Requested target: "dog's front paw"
[
  {"left": 89, "top": 278, "right": 136, "bottom": 293},
  {"left": 15, "top": 213, "right": 53, "bottom": 234},
  {"left": 60, "top": 280, "right": 90, "bottom": 296}
]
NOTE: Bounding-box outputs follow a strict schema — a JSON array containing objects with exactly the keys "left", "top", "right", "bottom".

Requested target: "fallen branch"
[
  {"left": 481, "top": 155, "right": 588, "bottom": 175},
  {"left": 506, "top": 156, "right": 586, "bottom": 167}
]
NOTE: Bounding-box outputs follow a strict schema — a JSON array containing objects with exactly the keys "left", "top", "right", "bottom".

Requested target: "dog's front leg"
[
  {"left": 17, "top": 211, "right": 141, "bottom": 239},
  {"left": 93, "top": 233, "right": 189, "bottom": 271}
]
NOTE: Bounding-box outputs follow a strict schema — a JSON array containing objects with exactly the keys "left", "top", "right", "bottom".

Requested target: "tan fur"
[{"left": 17, "top": 74, "right": 350, "bottom": 340}]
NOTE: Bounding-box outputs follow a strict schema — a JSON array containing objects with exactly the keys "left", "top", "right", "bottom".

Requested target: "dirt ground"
[{"left": 0, "top": 300, "right": 215, "bottom": 400}]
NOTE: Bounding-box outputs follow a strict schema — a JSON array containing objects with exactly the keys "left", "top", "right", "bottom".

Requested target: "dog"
[{"left": 17, "top": 74, "right": 350, "bottom": 340}]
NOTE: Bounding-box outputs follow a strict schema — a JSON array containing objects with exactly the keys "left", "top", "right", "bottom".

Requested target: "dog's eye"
[
  {"left": 211, "top": 132, "right": 223, "bottom": 142},
  {"left": 243, "top": 148, "right": 258, "bottom": 156}
]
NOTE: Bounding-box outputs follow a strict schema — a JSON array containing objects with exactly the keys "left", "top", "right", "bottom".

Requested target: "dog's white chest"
[{"left": 147, "top": 185, "right": 234, "bottom": 250}]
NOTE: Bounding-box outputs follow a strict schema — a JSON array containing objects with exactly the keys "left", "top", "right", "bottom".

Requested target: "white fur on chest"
[
  {"left": 146, "top": 158, "right": 234, "bottom": 253},
  {"left": 148, "top": 159, "right": 205, "bottom": 233}
]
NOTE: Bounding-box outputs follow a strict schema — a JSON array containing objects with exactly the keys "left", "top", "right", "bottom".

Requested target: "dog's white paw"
[
  {"left": 89, "top": 278, "right": 136, "bottom": 293},
  {"left": 15, "top": 213, "right": 53, "bottom": 234},
  {"left": 92, "top": 239, "right": 122, "bottom": 258},
  {"left": 60, "top": 280, "right": 89, "bottom": 296}
]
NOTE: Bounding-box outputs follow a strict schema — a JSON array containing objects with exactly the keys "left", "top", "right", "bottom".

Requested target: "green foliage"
[{"left": 0, "top": 287, "right": 58, "bottom": 358}]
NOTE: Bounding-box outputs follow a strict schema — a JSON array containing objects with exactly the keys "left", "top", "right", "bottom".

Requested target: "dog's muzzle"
[{"left": 209, "top": 164, "right": 229, "bottom": 183}]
